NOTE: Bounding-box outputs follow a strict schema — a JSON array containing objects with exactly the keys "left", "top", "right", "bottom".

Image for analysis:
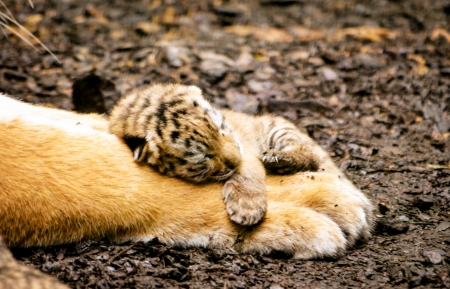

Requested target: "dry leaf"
[
  {"left": 24, "top": 14, "right": 43, "bottom": 32},
  {"left": 407, "top": 54, "right": 429, "bottom": 75},
  {"left": 225, "top": 25, "right": 292, "bottom": 42},
  {"left": 430, "top": 28, "right": 450, "bottom": 42},
  {"left": 331, "top": 26, "right": 399, "bottom": 42},
  {"left": 426, "top": 163, "right": 450, "bottom": 170},
  {"left": 162, "top": 6, "right": 175, "bottom": 25},
  {"left": 289, "top": 26, "right": 324, "bottom": 41},
  {"left": 85, "top": 4, "right": 108, "bottom": 23}
]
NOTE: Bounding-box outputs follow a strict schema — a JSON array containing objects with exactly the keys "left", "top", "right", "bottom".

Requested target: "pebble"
[
  {"left": 198, "top": 51, "right": 234, "bottom": 66},
  {"left": 288, "top": 51, "right": 309, "bottom": 62},
  {"left": 322, "top": 67, "right": 339, "bottom": 81},
  {"left": 246, "top": 79, "right": 273, "bottom": 93},
  {"left": 435, "top": 221, "right": 450, "bottom": 232},
  {"left": 307, "top": 57, "right": 324, "bottom": 67},
  {"left": 39, "top": 76, "right": 57, "bottom": 89},
  {"left": 225, "top": 88, "right": 259, "bottom": 114},
  {"left": 254, "top": 65, "right": 276, "bottom": 80},
  {"left": 353, "top": 53, "right": 385, "bottom": 69},
  {"left": 200, "top": 60, "right": 228, "bottom": 79},
  {"left": 135, "top": 22, "right": 160, "bottom": 35},
  {"left": 423, "top": 251, "right": 442, "bottom": 264},
  {"left": 235, "top": 48, "right": 254, "bottom": 72},
  {"left": 423, "top": 101, "right": 442, "bottom": 121},
  {"left": 328, "top": 95, "right": 339, "bottom": 106},
  {"left": 165, "top": 46, "right": 190, "bottom": 67}
]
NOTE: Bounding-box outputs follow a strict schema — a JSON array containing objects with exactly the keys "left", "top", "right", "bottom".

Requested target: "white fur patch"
[
  {"left": 0, "top": 94, "right": 113, "bottom": 139},
  {"left": 191, "top": 94, "right": 224, "bottom": 130}
]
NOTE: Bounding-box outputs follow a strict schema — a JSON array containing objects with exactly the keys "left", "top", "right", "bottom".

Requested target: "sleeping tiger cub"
[{"left": 109, "top": 84, "right": 318, "bottom": 226}]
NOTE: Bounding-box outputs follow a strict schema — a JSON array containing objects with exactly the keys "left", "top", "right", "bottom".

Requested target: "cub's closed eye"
[{"left": 205, "top": 154, "right": 215, "bottom": 159}]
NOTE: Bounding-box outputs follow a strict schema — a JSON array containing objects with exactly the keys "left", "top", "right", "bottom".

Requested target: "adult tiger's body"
[{"left": 0, "top": 93, "right": 373, "bottom": 260}]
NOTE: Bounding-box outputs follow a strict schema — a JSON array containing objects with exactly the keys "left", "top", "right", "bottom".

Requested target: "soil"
[{"left": 2, "top": 0, "right": 450, "bottom": 288}]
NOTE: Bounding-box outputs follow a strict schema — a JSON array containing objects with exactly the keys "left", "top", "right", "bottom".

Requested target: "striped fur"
[{"left": 109, "top": 84, "right": 318, "bottom": 226}]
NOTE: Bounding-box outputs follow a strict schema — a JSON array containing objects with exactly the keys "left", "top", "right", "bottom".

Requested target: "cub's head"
[{"left": 134, "top": 85, "right": 242, "bottom": 183}]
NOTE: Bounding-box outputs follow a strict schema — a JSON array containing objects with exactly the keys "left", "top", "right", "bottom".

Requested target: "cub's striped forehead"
[
  {"left": 163, "top": 85, "right": 232, "bottom": 134},
  {"left": 190, "top": 94, "right": 225, "bottom": 131}
]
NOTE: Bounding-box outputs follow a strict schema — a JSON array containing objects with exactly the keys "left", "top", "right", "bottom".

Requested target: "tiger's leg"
[
  {"left": 235, "top": 172, "right": 373, "bottom": 259},
  {"left": 259, "top": 115, "right": 319, "bottom": 174},
  {"left": 222, "top": 143, "right": 267, "bottom": 226}
]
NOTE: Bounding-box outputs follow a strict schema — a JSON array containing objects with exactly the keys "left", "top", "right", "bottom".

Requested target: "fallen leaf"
[
  {"left": 24, "top": 14, "right": 43, "bottom": 32},
  {"left": 225, "top": 25, "right": 292, "bottom": 42},
  {"left": 289, "top": 26, "right": 324, "bottom": 41},
  {"left": 162, "top": 6, "right": 176, "bottom": 25},
  {"left": 426, "top": 163, "right": 450, "bottom": 169},
  {"left": 331, "top": 26, "right": 399, "bottom": 42},
  {"left": 430, "top": 28, "right": 450, "bottom": 42},
  {"left": 85, "top": 4, "right": 108, "bottom": 23},
  {"left": 408, "top": 54, "right": 429, "bottom": 75}
]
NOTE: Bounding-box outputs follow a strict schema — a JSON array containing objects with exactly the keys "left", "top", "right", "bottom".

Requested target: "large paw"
[
  {"left": 235, "top": 202, "right": 347, "bottom": 259},
  {"left": 269, "top": 173, "right": 374, "bottom": 248},
  {"left": 222, "top": 178, "right": 267, "bottom": 226},
  {"left": 262, "top": 149, "right": 318, "bottom": 174}
]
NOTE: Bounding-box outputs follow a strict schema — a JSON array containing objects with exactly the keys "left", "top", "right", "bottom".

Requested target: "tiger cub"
[{"left": 109, "top": 84, "right": 318, "bottom": 226}]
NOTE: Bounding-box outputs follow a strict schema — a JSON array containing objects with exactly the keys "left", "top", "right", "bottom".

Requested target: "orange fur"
[{"left": 0, "top": 94, "right": 373, "bottom": 259}]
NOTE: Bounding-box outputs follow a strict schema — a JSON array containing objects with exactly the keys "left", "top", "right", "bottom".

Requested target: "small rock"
[
  {"left": 135, "top": 22, "right": 160, "bottom": 35},
  {"left": 288, "top": 51, "right": 309, "bottom": 62},
  {"left": 307, "top": 57, "right": 324, "bottom": 67},
  {"left": 39, "top": 75, "right": 57, "bottom": 89},
  {"left": 254, "top": 65, "right": 276, "bottom": 80},
  {"left": 106, "top": 266, "right": 116, "bottom": 272},
  {"left": 294, "top": 79, "right": 315, "bottom": 87},
  {"left": 353, "top": 53, "right": 384, "bottom": 69},
  {"left": 225, "top": 88, "right": 259, "bottom": 114},
  {"left": 423, "top": 251, "right": 442, "bottom": 264},
  {"left": 328, "top": 95, "right": 339, "bottom": 106},
  {"left": 437, "top": 119, "right": 450, "bottom": 132},
  {"left": 235, "top": 47, "right": 254, "bottom": 72},
  {"left": 322, "top": 67, "right": 339, "bottom": 81},
  {"left": 269, "top": 285, "right": 284, "bottom": 289},
  {"left": 423, "top": 101, "right": 442, "bottom": 122},
  {"left": 398, "top": 215, "right": 409, "bottom": 222},
  {"left": 200, "top": 60, "right": 228, "bottom": 80},
  {"left": 436, "top": 221, "right": 450, "bottom": 232},
  {"left": 198, "top": 51, "right": 234, "bottom": 66},
  {"left": 165, "top": 46, "right": 190, "bottom": 67},
  {"left": 247, "top": 79, "right": 273, "bottom": 93},
  {"left": 26, "top": 77, "right": 41, "bottom": 93}
]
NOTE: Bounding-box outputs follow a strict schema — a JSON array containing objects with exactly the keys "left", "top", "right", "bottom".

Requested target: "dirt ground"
[{"left": 1, "top": 0, "right": 450, "bottom": 288}]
